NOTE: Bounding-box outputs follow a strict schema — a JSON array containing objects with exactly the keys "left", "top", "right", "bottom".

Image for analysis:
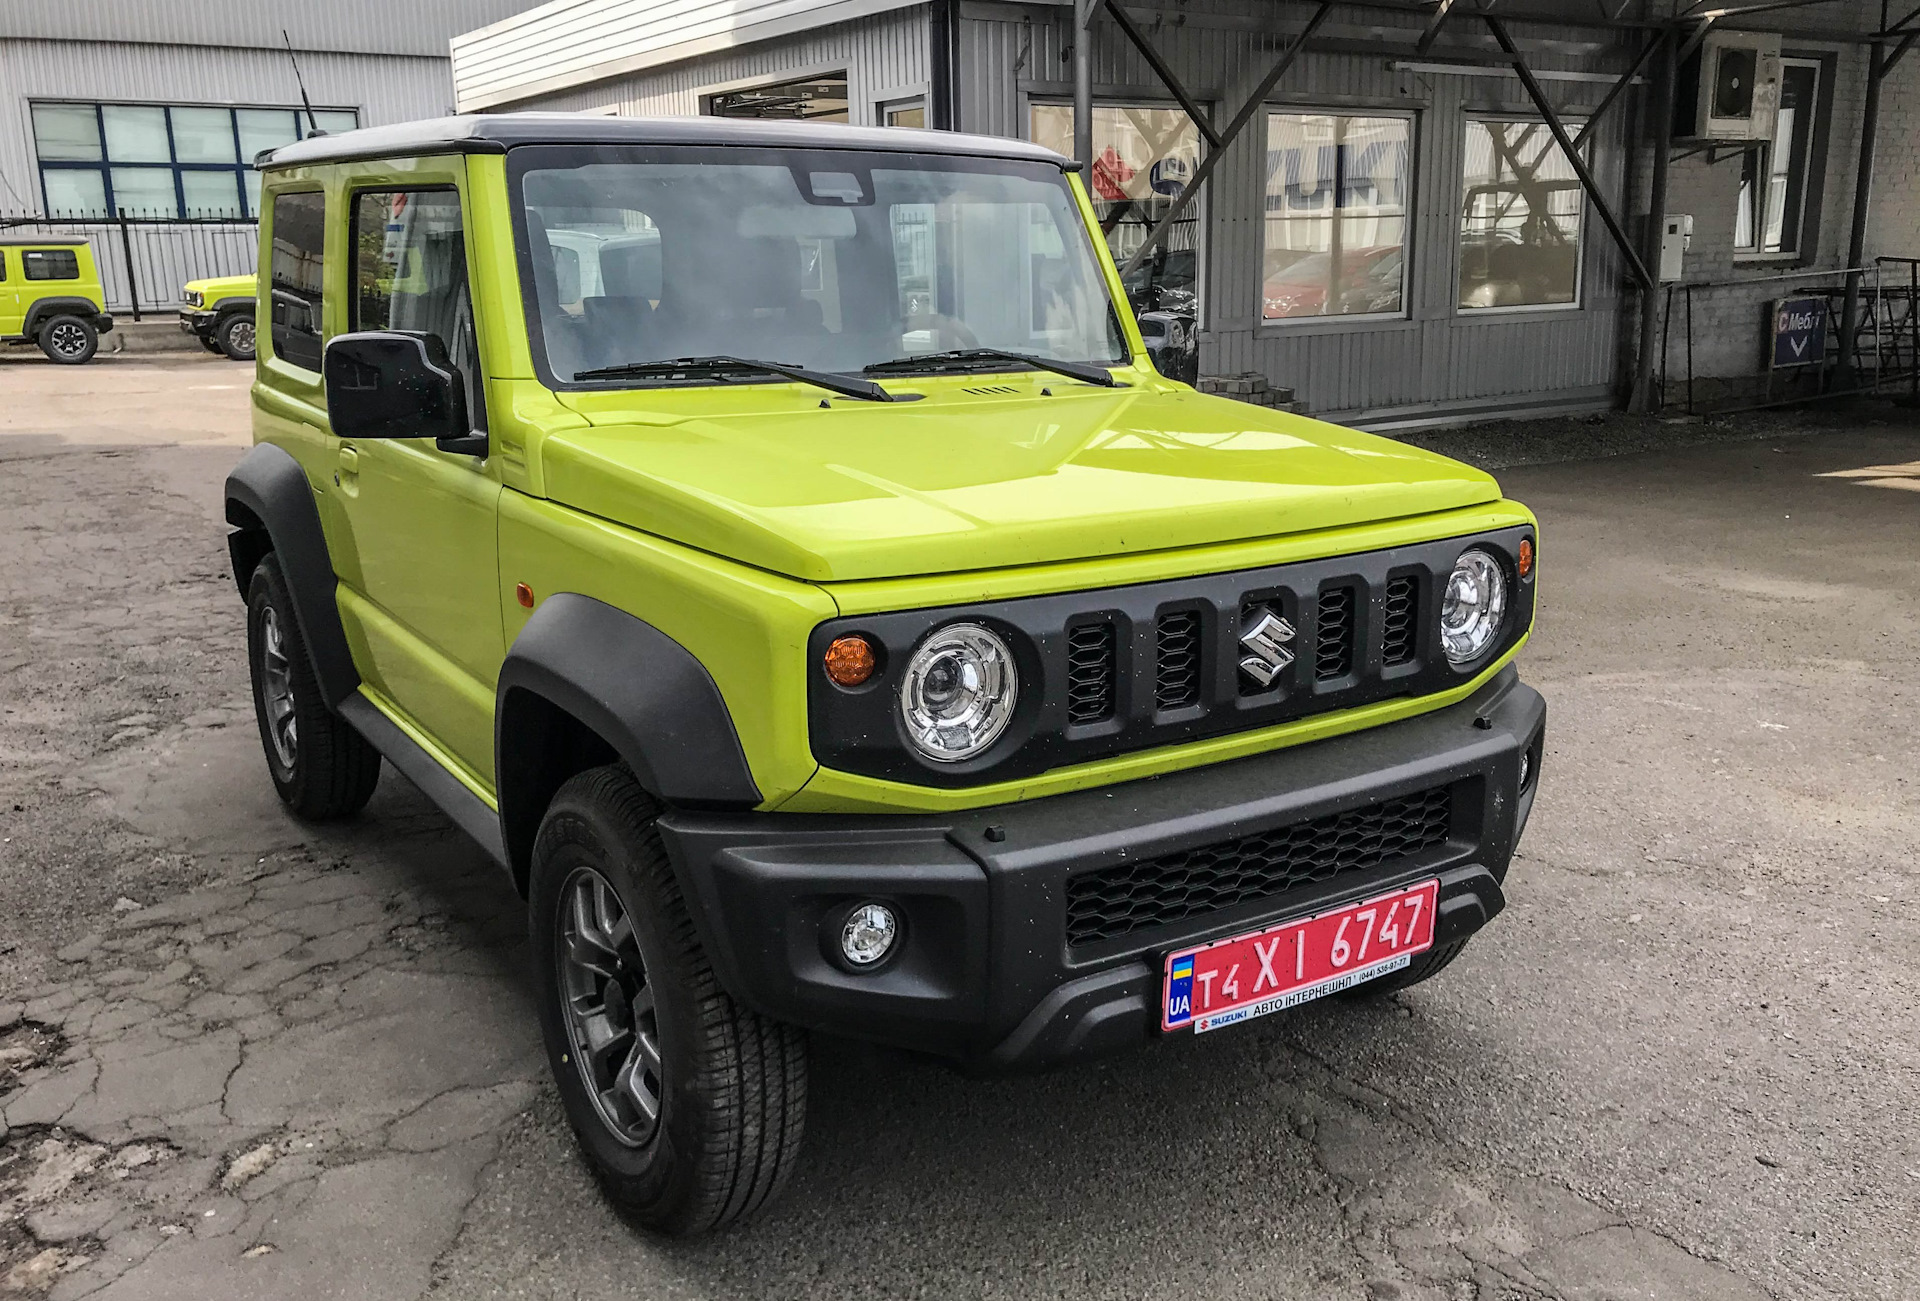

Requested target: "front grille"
[
  {"left": 1382, "top": 576, "right": 1418, "bottom": 666},
  {"left": 1155, "top": 611, "right": 1202, "bottom": 710},
  {"left": 1065, "top": 622, "right": 1117, "bottom": 724},
  {"left": 1063, "top": 785, "right": 1453, "bottom": 946},
  {"left": 1315, "top": 586, "right": 1356, "bottom": 681}
]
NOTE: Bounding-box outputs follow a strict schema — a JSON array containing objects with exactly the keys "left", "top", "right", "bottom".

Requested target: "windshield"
[{"left": 510, "top": 145, "right": 1127, "bottom": 384}]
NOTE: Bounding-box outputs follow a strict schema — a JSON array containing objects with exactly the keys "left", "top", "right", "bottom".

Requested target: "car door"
[
  {"left": 331, "top": 176, "right": 504, "bottom": 790},
  {"left": 0, "top": 248, "right": 22, "bottom": 337}
]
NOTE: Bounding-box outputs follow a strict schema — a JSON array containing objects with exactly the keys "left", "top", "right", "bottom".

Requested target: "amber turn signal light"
[
  {"left": 1516, "top": 538, "right": 1534, "bottom": 580},
  {"left": 823, "top": 635, "right": 877, "bottom": 687},
  {"left": 515, "top": 582, "right": 536, "bottom": 608}
]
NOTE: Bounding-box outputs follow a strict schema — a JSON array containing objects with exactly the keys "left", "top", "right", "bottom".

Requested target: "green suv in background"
[
  {"left": 225, "top": 115, "right": 1545, "bottom": 1235},
  {"left": 1, "top": 236, "right": 113, "bottom": 364},
  {"left": 179, "top": 273, "right": 257, "bottom": 360}
]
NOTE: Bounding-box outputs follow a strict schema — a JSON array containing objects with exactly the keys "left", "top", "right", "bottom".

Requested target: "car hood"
[
  {"left": 538, "top": 384, "right": 1502, "bottom": 583},
  {"left": 185, "top": 274, "right": 256, "bottom": 298}
]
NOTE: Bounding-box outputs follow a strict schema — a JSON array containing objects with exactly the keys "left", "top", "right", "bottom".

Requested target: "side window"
[
  {"left": 352, "top": 189, "right": 481, "bottom": 424},
  {"left": 270, "top": 191, "right": 326, "bottom": 372},
  {"left": 23, "top": 248, "right": 81, "bottom": 281},
  {"left": 0, "top": 251, "right": 8, "bottom": 282}
]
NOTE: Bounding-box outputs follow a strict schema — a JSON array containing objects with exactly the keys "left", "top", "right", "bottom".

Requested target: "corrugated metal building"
[
  {"left": 450, "top": 0, "right": 1920, "bottom": 424},
  {"left": 0, "top": 0, "right": 532, "bottom": 308}
]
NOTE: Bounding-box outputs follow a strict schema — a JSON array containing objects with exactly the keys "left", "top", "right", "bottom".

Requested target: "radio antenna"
[{"left": 282, "top": 30, "right": 323, "bottom": 136}]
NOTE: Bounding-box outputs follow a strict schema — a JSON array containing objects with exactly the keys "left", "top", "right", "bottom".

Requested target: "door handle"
[{"left": 335, "top": 443, "right": 360, "bottom": 494}]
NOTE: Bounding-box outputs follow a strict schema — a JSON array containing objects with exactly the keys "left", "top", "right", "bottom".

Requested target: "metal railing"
[
  {"left": 0, "top": 210, "right": 258, "bottom": 319},
  {"left": 1657, "top": 262, "right": 1920, "bottom": 415}
]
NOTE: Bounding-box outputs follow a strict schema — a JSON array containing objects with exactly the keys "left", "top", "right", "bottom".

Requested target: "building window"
[
  {"left": 31, "top": 102, "right": 357, "bottom": 219},
  {"left": 1735, "top": 58, "right": 1821, "bottom": 257},
  {"left": 1262, "top": 112, "right": 1411, "bottom": 321},
  {"left": 707, "top": 75, "right": 849, "bottom": 121},
  {"left": 269, "top": 191, "right": 326, "bottom": 373},
  {"left": 1029, "top": 103, "right": 1202, "bottom": 320},
  {"left": 883, "top": 100, "right": 926, "bottom": 128},
  {"left": 1459, "top": 119, "right": 1585, "bottom": 310}
]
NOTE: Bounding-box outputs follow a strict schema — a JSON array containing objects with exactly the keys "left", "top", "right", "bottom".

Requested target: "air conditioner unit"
[{"left": 1674, "top": 31, "right": 1782, "bottom": 142}]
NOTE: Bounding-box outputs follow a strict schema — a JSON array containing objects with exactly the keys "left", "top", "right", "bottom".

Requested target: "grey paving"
[{"left": 1, "top": 354, "right": 1915, "bottom": 1299}]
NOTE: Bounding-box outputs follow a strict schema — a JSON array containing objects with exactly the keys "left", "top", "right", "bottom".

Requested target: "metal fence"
[
  {"left": 0, "top": 211, "right": 258, "bottom": 319},
  {"left": 1657, "top": 261, "right": 1920, "bottom": 415}
]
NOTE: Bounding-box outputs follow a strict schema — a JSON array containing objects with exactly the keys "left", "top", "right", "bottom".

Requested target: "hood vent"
[{"left": 960, "top": 384, "right": 1020, "bottom": 395}]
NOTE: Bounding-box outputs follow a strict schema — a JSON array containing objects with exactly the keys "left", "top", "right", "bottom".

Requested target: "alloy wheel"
[
  {"left": 258, "top": 605, "right": 298, "bottom": 770},
  {"left": 48, "top": 321, "right": 88, "bottom": 359},
  {"left": 557, "top": 866, "right": 663, "bottom": 1146},
  {"left": 229, "top": 319, "right": 256, "bottom": 355}
]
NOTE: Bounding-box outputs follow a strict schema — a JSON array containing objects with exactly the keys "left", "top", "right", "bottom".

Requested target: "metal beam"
[
  {"left": 1485, "top": 16, "right": 1655, "bottom": 292},
  {"left": 1415, "top": 0, "right": 1459, "bottom": 54},
  {"left": 1881, "top": 28, "right": 1919, "bottom": 71},
  {"left": 1838, "top": 16, "right": 1888, "bottom": 382},
  {"left": 1102, "top": 0, "right": 1221, "bottom": 148},
  {"left": 1631, "top": 29, "right": 1676, "bottom": 413},
  {"left": 1571, "top": 29, "right": 1662, "bottom": 153},
  {"left": 1119, "top": 2, "right": 1336, "bottom": 279},
  {"left": 1073, "top": 0, "right": 1094, "bottom": 170},
  {"left": 1674, "top": 17, "right": 1718, "bottom": 65}
]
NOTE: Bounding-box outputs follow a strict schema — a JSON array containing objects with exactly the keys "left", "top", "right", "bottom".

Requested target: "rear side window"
[
  {"left": 23, "top": 248, "right": 80, "bottom": 281},
  {"left": 270, "top": 191, "right": 326, "bottom": 372}
]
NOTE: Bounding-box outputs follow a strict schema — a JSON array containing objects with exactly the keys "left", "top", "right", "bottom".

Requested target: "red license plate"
[{"left": 1162, "top": 879, "right": 1439, "bottom": 1033}]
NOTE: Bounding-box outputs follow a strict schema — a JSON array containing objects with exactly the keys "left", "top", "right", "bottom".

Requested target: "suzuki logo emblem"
[{"left": 1238, "top": 608, "right": 1296, "bottom": 687}]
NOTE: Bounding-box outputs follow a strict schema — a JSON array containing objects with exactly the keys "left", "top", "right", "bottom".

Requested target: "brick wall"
[{"left": 1632, "top": 1, "right": 1918, "bottom": 386}]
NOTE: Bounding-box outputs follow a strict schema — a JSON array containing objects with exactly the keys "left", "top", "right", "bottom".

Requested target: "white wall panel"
[
  {"left": 1, "top": 1, "right": 528, "bottom": 59},
  {"left": 453, "top": 0, "right": 927, "bottom": 110}
]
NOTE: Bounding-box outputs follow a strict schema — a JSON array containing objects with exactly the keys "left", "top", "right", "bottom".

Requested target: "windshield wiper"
[
  {"left": 863, "top": 348, "right": 1121, "bottom": 388},
  {"left": 572, "top": 355, "right": 894, "bottom": 403}
]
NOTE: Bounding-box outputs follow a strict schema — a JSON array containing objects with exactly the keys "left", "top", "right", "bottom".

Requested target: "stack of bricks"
[{"left": 1196, "top": 372, "right": 1299, "bottom": 412}]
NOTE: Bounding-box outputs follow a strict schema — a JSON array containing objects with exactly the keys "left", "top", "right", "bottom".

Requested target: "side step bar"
[{"left": 336, "top": 694, "right": 510, "bottom": 869}]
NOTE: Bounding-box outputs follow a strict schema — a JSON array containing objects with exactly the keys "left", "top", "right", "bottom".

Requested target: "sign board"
[{"left": 1771, "top": 296, "right": 1827, "bottom": 368}]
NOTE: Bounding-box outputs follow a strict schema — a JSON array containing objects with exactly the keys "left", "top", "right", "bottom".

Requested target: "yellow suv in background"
[
  {"left": 0, "top": 236, "right": 113, "bottom": 364},
  {"left": 180, "top": 273, "right": 258, "bottom": 360}
]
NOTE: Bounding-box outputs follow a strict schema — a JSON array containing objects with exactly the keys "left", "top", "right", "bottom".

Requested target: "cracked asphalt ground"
[{"left": 2, "top": 352, "right": 1916, "bottom": 1301}]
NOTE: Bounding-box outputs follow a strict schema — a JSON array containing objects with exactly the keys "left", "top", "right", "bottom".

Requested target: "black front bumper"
[
  {"left": 178, "top": 309, "right": 216, "bottom": 339},
  {"left": 658, "top": 668, "right": 1545, "bottom": 1073}
]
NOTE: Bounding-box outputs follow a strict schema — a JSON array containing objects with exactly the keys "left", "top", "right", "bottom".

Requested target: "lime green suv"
[
  {"left": 1, "top": 236, "right": 114, "bottom": 363},
  {"left": 226, "top": 115, "right": 1543, "bottom": 1234},
  {"left": 179, "top": 273, "right": 257, "bottom": 360}
]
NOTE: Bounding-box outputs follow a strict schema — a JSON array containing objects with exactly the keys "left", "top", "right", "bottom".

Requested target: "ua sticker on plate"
[{"left": 1161, "top": 879, "right": 1439, "bottom": 1034}]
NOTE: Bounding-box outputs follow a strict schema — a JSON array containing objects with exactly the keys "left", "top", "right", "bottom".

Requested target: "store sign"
[
  {"left": 1771, "top": 296, "right": 1827, "bottom": 368},
  {"left": 1149, "top": 156, "right": 1192, "bottom": 197}
]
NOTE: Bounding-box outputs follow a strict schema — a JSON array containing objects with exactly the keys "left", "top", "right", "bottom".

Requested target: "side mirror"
[{"left": 322, "top": 331, "right": 485, "bottom": 455}]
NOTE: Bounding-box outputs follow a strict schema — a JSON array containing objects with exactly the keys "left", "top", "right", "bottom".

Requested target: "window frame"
[
  {"left": 266, "top": 187, "right": 329, "bottom": 375},
  {"left": 31, "top": 101, "right": 358, "bottom": 220},
  {"left": 1732, "top": 54, "right": 1829, "bottom": 265},
  {"left": 1454, "top": 113, "right": 1591, "bottom": 318},
  {"left": 1025, "top": 96, "right": 1209, "bottom": 328},
  {"left": 1257, "top": 106, "right": 1418, "bottom": 330}
]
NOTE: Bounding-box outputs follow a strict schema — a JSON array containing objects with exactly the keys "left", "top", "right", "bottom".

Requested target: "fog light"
[
  {"left": 1519, "top": 748, "right": 1532, "bottom": 789},
  {"left": 839, "top": 902, "right": 898, "bottom": 967}
]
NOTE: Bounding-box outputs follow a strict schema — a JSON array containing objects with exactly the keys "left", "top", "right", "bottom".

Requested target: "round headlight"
[
  {"left": 1441, "top": 548, "right": 1508, "bottom": 665},
  {"left": 899, "top": 623, "right": 1019, "bottom": 762}
]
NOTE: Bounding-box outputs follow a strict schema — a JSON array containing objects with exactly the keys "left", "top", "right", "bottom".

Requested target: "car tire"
[
  {"left": 529, "top": 765, "right": 807, "bottom": 1236},
  {"left": 1341, "top": 938, "right": 1469, "bottom": 998},
  {"left": 245, "top": 555, "right": 381, "bottom": 819},
  {"left": 37, "top": 314, "right": 97, "bottom": 365},
  {"left": 217, "top": 313, "right": 257, "bottom": 361},
  {"left": 200, "top": 336, "right": 225, "bottom": 355}
]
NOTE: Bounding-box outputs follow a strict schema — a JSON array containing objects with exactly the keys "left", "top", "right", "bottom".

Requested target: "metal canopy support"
[
  {"left": 1416, "top": 0, "right": 1460, "bottom": 54},
  {"left": 1073, "top": 0, "right": 1095, "bottom": 170},
  {"left": 1571, "top": 29, "right": 1663, "bottom": 152},
  {"left": 1631, "top": 28, "right": 1677, "bottom": 412},
  {"left": 1485, "top": 16, "right": 1656, "bottom": 292},
  {"left": 1837, "top": 3, "right": 1888, "bottom": 381},
  {"left": 1119, "top": 1, "right": 1335, "bottom": 278},
  {"left": 1103, "top": 0, "right": 1221, "bottom": 148}
]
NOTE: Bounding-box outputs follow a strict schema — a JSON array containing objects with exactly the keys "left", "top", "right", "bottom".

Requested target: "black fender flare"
[
  {"left": 23, "top": 297, "right": 106, "bottom": 337},
  {"left": 223, "top": 442, "right": 360, "bottom": 709},
  {"left": 496, "top": 594, "right": 762, "bottom": 876},
  {"left": 215, "top": 301, "right": 257, "bottom": 321}
]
